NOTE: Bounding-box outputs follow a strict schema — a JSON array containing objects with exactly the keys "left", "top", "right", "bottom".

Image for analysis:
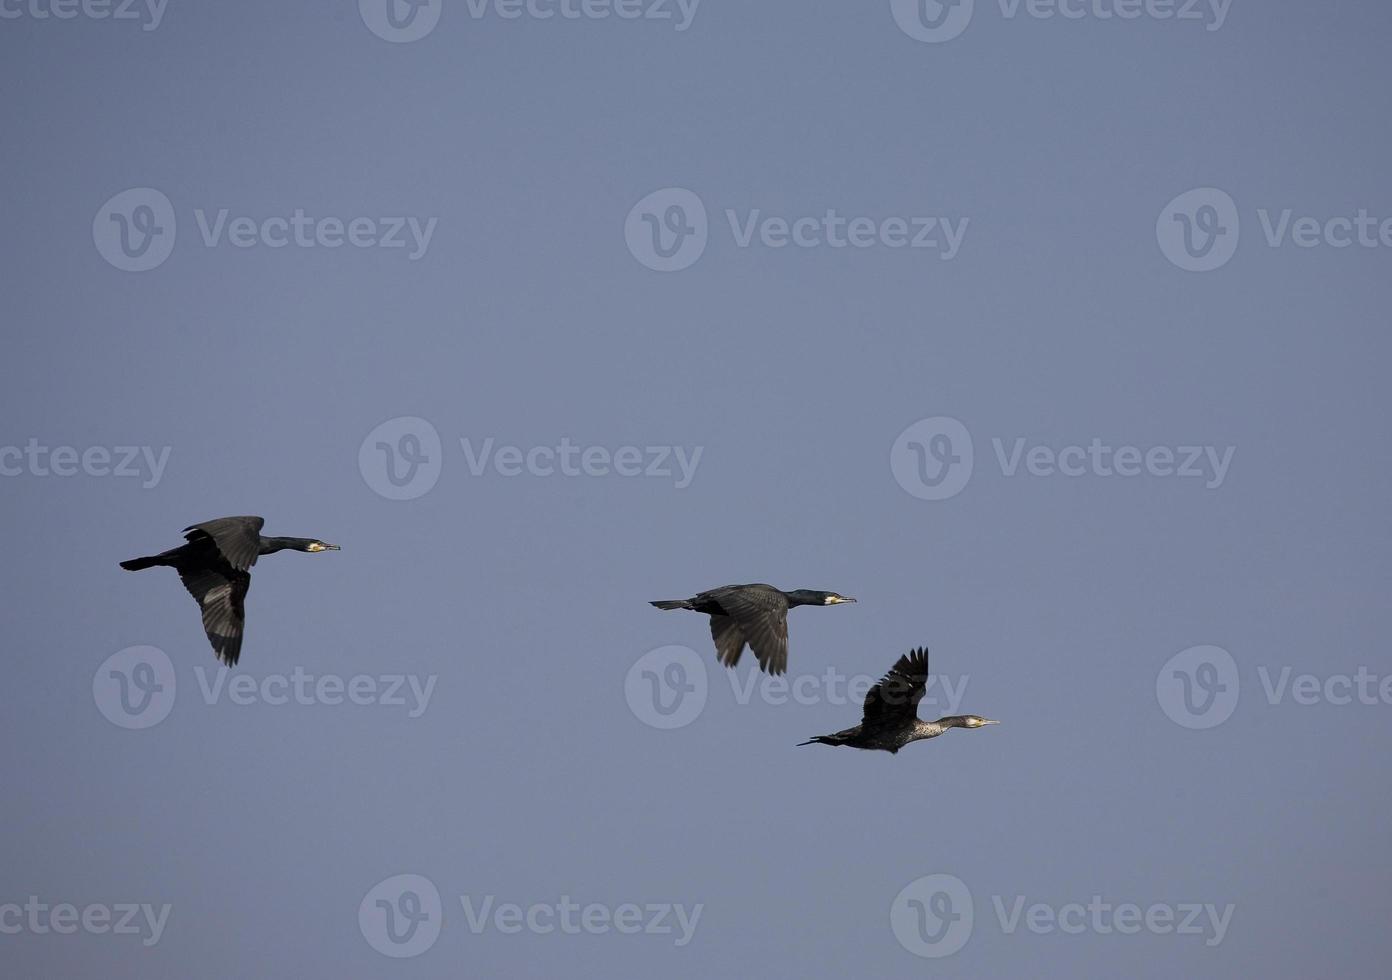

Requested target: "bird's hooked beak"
[
  {"left": 825, "top": 595, "right": 856, "bottom": 605},
  {"left": 308, "top": 542, "right": 341, "bottom": 552},
  {"left": 975, "top": 718, "right": 1000, "bottom": 727}
]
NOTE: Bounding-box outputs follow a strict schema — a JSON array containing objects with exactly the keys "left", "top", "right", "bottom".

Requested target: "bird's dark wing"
[
  {"left": 177, "top": 565, "right": 250, "bottom": 666},
  {"left": 706, "top": 586, "right": 789, "bottom": 675},
  {"left": 861, "top": 647, "right": 929, "bottom": 727},
  {"left": 709, "top": 615, "right": 746, "bottom": 668},
  {"left": 182, "top": 516, "right": 264, "bottom": 571}
]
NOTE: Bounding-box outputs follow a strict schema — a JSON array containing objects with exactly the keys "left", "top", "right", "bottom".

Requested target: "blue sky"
[{"left": 2, "top": 1, "right": 1390, "bottom": 976}]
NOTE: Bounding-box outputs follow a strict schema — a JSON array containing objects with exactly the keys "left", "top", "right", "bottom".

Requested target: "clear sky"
[{"left": 2, "top": 1, "right": 1390, "bottom": 976}]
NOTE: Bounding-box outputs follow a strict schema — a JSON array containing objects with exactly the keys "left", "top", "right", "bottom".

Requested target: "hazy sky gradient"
[{"left": 2, "top": 1, "right": 1390, "bottom": 976}]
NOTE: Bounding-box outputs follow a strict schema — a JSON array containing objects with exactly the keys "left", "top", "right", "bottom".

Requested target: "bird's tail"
[
  {"left": 120, "top": 554, "right": 168, "bottom": 571},
  {"left": 650, "top": 599, "right": 693, "bottom": 610},
  {"left": 797, "top": 736, "right": 838, "bottom": 747},
  {"left": 120, "top": 551, "right": 182, "bottom": 573}
]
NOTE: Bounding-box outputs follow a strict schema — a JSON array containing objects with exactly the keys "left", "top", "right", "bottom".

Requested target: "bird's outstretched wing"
[
  {"left": 182, "top": 516, "right": 264, "bottom": 571},
  {"left": 709, "top": 615, "right": 746, "bottom": 668},
  {"left": 861, "top": 647, "right": 929, "bottom": 728},
  {"left": 706, "top": 585, "right": 789, "bottom": 675},
  {"left": 177, "top": 566, "right": 251, "bottom": 666}
]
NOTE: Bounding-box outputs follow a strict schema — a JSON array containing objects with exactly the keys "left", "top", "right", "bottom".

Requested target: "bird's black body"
[
  {"left": 798, "top": 647, "right": 998, "bottom": 753},
  {"left": 650, "top": 583, "right": 854, "bottom": 675},
  {"left": 120, "top": 516, "right": 338, "bottom": 666}
]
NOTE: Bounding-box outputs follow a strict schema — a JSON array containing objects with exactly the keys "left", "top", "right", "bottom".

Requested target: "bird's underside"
[
  {"left": 696, "top": 586, "right": 790, "bottom": 675},
  {"left": 174, "top": 553, "right": 250, "bottom": 667},
  {"left": 121, "top": 517, "right": 271, "bottom": 667}
]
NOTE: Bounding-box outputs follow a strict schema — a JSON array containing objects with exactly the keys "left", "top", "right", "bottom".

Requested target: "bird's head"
[
  {"left": 787, "top": 590, "right": 857, "bottom": 607},
  {"left": 960, "top": 715, "right": 999, "bottom": 729},
  {"left": 302, "top": 540, "right": 340, "bottom": 553}
]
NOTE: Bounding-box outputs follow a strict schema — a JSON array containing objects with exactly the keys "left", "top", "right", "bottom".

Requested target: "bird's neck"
[
  {"left": 783, "top": 590, "right": 820, "bottom": 608},
  {"left": 914, "top": 718, "right": 956, "bottom": 740},
  {"left": 258, "top": 536, "right": 311, "bottom": 555}
]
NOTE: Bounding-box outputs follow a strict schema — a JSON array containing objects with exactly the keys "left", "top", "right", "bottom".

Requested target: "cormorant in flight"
[
  {"left": 120, "top": 516, "right": 339, "bottom": 666},
  {"left": 650, "top": 583, "right": 855, "bottom": 675},
  {"left": 798, "top": 647, "right": 997, "bottom": 752}
]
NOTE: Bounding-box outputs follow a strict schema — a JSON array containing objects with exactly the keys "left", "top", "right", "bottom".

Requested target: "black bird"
[
  {"left": 798, "top": 647, "right": 998, "bottom": 753},
  {"left": 120, "top": 516, "right": 339, "bottom": 667},
  {"left": 650, "top": 583, "right": 855, "bottom": 675}
]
